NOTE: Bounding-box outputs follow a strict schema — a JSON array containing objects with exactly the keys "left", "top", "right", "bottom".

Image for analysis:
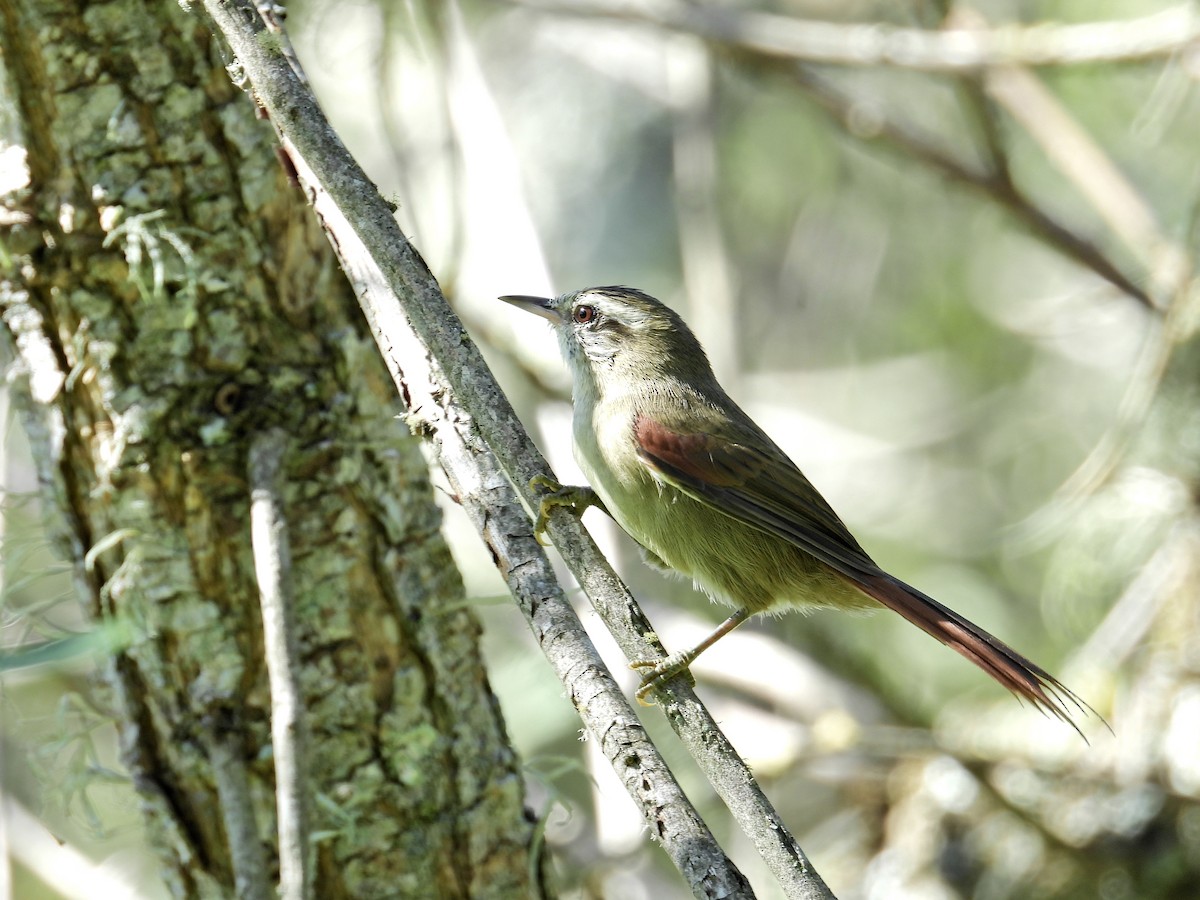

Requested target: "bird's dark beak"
[{"left": 499, "top": 294, "right": 562, "bottom": 325}]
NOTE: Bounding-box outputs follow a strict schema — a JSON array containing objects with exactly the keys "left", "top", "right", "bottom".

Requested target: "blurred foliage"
[{"left": 5, "top": 0, "right": 1200, "bottom": 897}]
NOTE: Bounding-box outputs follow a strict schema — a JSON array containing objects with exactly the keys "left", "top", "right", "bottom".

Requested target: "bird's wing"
[
  {"left": 632, "top": 413, "right": 878, "bottom": 581},
  {"left": 633, "top": 413, "right": 1091, "bottom": 730}
]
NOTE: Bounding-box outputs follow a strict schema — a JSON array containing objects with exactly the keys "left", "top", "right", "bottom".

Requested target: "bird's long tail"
[{"left": 856, "top": 572, "right": 1089, "bottom": 732}]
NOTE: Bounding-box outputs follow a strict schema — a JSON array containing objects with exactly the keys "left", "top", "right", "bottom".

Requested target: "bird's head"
[{"left": 500, "top": 286, "right": 714, "bottom": 390}]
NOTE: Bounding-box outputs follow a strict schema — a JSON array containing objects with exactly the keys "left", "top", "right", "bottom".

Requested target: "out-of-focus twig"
[
  {"left": 374, "top": 1, "right": 442, "bottom": 259},
  {"left": 785, "top": 66, "right": 1155, "bottom": 309},
  {"left": 937, "top": 2, "right": 1199, "bottom": 529},
  {"left": 1070, "top": 521, "right": 1195, "bottom": 672},
  {"left": 2, "top": 797, "right": 151, "bottom": 899},
  {"left": 510, "top": 0, "right": 1200, "bottom": 71},
  {"left": 985, "top": 65, "right": 1186, "bottom": 296},
  {"left": 965, "top": 14, "right": 1196, "bottom": 524},
  {"left": 1013, "top": 164, "right": 1199, "bottom": 541},
  {"left": 1012, "top": 302, "right": 1182, "bottom": 547},
  {"left": 666, "top": 37, "right": 739, "bottom": 383}
]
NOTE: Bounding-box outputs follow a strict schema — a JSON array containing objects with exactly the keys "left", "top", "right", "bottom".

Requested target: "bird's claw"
[
  {"left": 528, "top": 475, "right": 602, "bottom": 546},
  {"left": 630, "top": 654, "right": 696, "bottom": 705}
]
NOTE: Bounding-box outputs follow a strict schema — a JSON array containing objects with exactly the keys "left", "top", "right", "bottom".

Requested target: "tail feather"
[{"left": 857, "top": 572, "right": 1091, "bottom": 734}]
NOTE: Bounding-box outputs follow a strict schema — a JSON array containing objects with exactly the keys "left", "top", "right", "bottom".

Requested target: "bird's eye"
[{"left": 573, "top": 305, "right": 597, "bottom": 325}]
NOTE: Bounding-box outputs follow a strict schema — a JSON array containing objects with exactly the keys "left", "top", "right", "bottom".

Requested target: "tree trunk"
[{"left": 0, "top": 1, "right": 542, "bottom": 896}]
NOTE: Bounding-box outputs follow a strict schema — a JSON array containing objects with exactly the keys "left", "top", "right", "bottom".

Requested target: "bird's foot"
[
  {"left": 630, "top": 652, "right": 697, "bottom": 706},
  {"left": 528, "top": 475, "right": 603, "bottom": 546}
]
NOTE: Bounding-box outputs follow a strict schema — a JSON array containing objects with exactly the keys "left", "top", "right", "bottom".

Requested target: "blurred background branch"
[
  {"left": 784, "top": 64, "right": 1157, "bottom": 307},
  {"left": 513, "top": 0, "right": 1200, "bottom": 70}
]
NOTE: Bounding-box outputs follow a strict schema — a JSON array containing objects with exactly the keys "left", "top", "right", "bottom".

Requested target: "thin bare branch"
[{"left": 248, "top": 428, "right": 312, "bottom": 900}]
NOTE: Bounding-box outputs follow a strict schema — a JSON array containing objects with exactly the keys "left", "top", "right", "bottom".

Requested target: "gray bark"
[{"left": 0, "top": 1, "right": 541, "bottom": 896}]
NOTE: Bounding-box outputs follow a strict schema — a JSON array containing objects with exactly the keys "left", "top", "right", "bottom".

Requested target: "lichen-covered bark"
[{"left": 0, "top": 1, "right": 540, "bottom": 896}]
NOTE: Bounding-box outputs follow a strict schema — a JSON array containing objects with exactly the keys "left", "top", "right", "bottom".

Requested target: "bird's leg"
[
  {"left": 632, "top": 608, "right": 750, "bottom": 705},
  {"left": 528, "top": 474, "right": 609, "bottom": 546}
]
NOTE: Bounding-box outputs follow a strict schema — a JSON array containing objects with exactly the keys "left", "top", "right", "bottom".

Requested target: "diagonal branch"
[
  {"left": 196, "top": 1, "right": 837, "bottom": 897},
  {"left": 784, "top": 66, "right": 1156, "bottom": 310}
]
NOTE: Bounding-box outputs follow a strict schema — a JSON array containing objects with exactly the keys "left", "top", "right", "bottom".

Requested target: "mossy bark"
[{"left": 0, "top": 0, "right": 541, "bottom": 896}]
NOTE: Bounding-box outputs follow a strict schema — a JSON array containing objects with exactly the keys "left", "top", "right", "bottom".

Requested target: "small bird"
[{"left": 502, "top": 286, "right": 1085, "bottom": 727}]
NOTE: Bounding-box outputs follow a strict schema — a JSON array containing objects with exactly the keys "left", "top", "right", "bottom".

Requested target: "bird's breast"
[
  {"left": 574, "top": 398, "right": 650, "bottom": 513},
  {"left": 572, "top": 397, "right": 706, "bottom": 576}
]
